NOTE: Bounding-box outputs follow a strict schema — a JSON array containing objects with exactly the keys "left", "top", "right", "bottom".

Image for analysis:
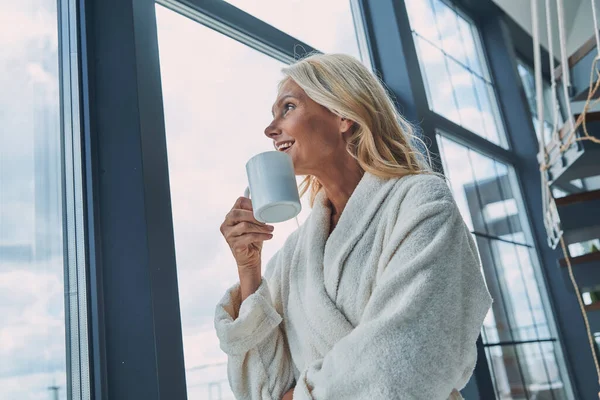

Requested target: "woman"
[{"left": 215, "top": 53, "right": 492, "bottom": 400}]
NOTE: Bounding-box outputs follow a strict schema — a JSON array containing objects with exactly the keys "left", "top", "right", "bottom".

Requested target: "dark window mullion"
[
  {"left": 433, "top": 116, "right": 516, "bottom": 164},
  {"left": 471, "top": 230, "right": 533, "bottom": 248},
  {"left": 157, "top": 0, "right": 318, "bottom": 64},
  {"left": 484, "top": 338, "right": 557, "bottom": 347}
]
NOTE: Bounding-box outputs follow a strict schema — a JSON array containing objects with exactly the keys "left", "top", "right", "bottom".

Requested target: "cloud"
[
  {"left": 0, "top": 259, "right": 66, "bottom": 400},
  {"left": 0, "top": 371, "right": 67, "bottom": 400},
  {"left": 0, "top": 1, "right": 58, "bottom": 53},
  {"left": 0, "top": 2, "right": 65, "bottom": 396}
]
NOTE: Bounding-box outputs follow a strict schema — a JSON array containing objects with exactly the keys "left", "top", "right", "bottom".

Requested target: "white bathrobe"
[{"left": 215, "top": 173, "right": 493, "bottom": 400}]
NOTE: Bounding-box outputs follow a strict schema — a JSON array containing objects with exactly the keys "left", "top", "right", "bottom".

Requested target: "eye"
[{"left": 283, "top": 103, "right": 295, "bottom": 115}]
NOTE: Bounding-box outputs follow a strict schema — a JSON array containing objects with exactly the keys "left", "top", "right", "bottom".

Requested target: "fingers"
[
  {"left": 225, "top": 208, "right": 265, "bottom": 227},
  {"left": 221, "top": 198, "right": 274, "bottom": 249},
  {"left": 232, "top": 196, "right": 253, "bottom": 212},
  {"left": 234, "top": 232, "right": 273, "bottom": 248},
  {"left": 229, "top": 221, "right": 274, "bottom": 238}
]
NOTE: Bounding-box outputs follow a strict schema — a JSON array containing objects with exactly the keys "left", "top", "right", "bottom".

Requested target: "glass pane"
[
  {"left": 474, "top": 237, "right": 545, "bottom": 342},
  {"left": 224, "top": 0, "right": 362, "bottom": 59},
  {"left": 516, "top": 60, "right": 561, "bottom": 146},
  {"left": 414, "top": 36, "right": 460, "bottom": 124},
  {"left": 437, "top": 137, "right": 526, "bottom": 244},
  {"left": 0, "top": 0, "right": 67, "bottom": 398},
  {"left": 432, "top": 0, "right": 464, "bottom": 61},
  {"left": 494, "top": 240, "right": 547, "bottom": 340},
  {"left": 473, "top": 77, "right": 502, "bottom": 145},
  {"left": 520, "top": 342, "right": 568, "bottom": 400},
  {"left": 406, "top": 0, "right": 508, "bottom": 147},
  {"left": 156, "top": 6, "right": 311, "bottom": 398},
  {"left": 517, "top": 63, "right": 537, "bottom": 113},
  {"left": 456, "top": 13, "right": 484, "bottom": 78},
  {"left": 446, "top": 57, "right": 486, "bottom": 136},
  {"left": 405, "top": 0, "right": 441, "bottom": 47},
  {"left": 485, "top": 343, "right": 569, "bottom": 400},
  {"left": 469, "top": 151, "right": 523, "bottom": 242},
  {"left": 485, "top": 344, "right": 528, "bottom": 399},
  {"left": 436, "top": 136, "right": 475, "bottom": 230}
]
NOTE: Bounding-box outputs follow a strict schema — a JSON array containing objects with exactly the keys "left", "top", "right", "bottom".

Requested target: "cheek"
[
  {"left": 306, "top": 117, "right": 339, "bottom": 150},
  {"left": 284, "top": 116, "right": 312, "bottom": 146},
  {"left": 287, "top": 112, "right": 338, "bottom": 155}
]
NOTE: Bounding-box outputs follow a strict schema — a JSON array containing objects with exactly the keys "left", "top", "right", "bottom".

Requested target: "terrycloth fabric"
[{"left": 215, "top": 173, "right": 492, "bottom": 400}]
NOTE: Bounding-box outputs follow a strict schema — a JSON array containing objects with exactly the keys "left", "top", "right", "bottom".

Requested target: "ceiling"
[{"left": 492, "top": 0, "right": 593, "bottom": 56}]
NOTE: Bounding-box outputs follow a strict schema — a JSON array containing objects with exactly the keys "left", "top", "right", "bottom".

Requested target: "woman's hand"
[
  {"left": 220, "top": 197, "right": 274, "bottom": 300},
  {"left": 221, "top": 196, "right": 274, "bottom": 271},
  {"left": 282, "top": 388, "right": 294, "bottom": 400}
]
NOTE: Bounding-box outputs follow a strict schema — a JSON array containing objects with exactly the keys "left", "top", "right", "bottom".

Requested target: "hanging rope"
[
  {"left": 533, "top": 0, "right": 546, "bottom": 147},
  {"left": 556, "top": 0, "right": 576, "bottom": 133},
  {"left": 532, "top": 0, "right": 561, "bottom": 250},
  {"left": 592, "top": 0, "right": 600, "bottom": 54},
  {"left": 541, "top": 0, "right": 564, "bottom": 252},
  {"left": 544, "top": 0, "right": 561, "bottom": 142},
  {"left": 532, "top": 0, "right": 600, "bottom": 396},
  {"left": 532, "top": 0, "right": 548, "bottom": 224}
]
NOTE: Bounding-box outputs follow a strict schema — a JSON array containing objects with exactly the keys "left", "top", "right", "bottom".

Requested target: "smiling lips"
[{"left": 275, "top": 141, "right": 295, "bottom": 152}]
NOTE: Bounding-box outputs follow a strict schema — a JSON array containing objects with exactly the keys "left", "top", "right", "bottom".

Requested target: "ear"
[{"left": 339, "top": 117, "right": 355, "bottom": 135}]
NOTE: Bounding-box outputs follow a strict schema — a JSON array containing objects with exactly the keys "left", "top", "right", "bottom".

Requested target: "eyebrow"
[{"left": 271, "top": 94, "right": 297, "bottom": 117}]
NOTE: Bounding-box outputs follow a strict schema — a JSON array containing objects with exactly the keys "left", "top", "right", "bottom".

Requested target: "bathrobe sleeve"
[
  {"left": 214, "top": 249, "right": 296, "bottom": 400},
  {"left": 293, "top": 187, "right": 492, "bottom": 399}
]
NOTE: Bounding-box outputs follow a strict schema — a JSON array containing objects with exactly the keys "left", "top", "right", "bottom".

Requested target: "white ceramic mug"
[{"left": 244, "top": 151, "right": 301, "bottom": 223}]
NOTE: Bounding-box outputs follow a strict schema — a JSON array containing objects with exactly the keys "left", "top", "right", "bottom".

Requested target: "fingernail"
[{"left": 267, "top": 225, "right": 274, "bottom": 231}]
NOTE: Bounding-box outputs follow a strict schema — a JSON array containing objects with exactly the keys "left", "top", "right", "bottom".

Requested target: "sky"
[
  {"left": 0, "top": 0, "right": 570, "bottom": 398},
  {"left": 0, "top": 0, "right": 67, "bottom": 399}
]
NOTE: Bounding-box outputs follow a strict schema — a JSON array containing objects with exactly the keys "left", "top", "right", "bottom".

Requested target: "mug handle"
[{"left": 243, "top": 186, "right": 250, "bottom": 198}]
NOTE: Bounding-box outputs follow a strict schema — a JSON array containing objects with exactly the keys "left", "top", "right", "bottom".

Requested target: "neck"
[{"left": 313, "top": 156, "right": 363, "bottom": 220}]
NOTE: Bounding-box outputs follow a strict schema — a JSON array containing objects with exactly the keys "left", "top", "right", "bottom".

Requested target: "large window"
[
  {"left": 437, "top": 135, "right": 572, "bottom": 399},
  {"left": 406, "top": 0, "right": 507, "bottom": 148},
  {"left": 0, "top": 0, "right": 67, "bottom": 398},
  {"left": 156, "top": 6, "right": 311, "bottom": 398}
]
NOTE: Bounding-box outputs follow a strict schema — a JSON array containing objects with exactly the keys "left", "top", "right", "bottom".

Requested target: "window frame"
[{"left": 59, "top": 0, "right": 92, "bottom": 397}]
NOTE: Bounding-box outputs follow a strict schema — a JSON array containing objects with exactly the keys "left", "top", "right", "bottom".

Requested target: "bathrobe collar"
[{"left": 291, "top": 172, "right": 398, "bottom": 353}]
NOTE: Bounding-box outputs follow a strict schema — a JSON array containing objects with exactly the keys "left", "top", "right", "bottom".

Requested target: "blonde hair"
[{"left": 281, "top": 53, "right": 433, "bottom": 205}]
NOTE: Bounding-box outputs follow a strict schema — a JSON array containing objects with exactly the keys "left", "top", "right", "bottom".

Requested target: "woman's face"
[{"left": 264, "top": 79, "right": 352, "bottom": 176}]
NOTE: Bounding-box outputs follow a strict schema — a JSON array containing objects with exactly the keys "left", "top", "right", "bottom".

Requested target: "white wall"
[
  {"left": 567, "top": 0, "right": 600, "bottom": 55},
  {"left": 492, "top": 0, "right": 584, "bottom": 56}
]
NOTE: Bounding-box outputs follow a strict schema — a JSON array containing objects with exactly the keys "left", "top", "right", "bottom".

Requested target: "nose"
[{"left": 264, "top": 120, "right": 281, "bottom": 139}]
